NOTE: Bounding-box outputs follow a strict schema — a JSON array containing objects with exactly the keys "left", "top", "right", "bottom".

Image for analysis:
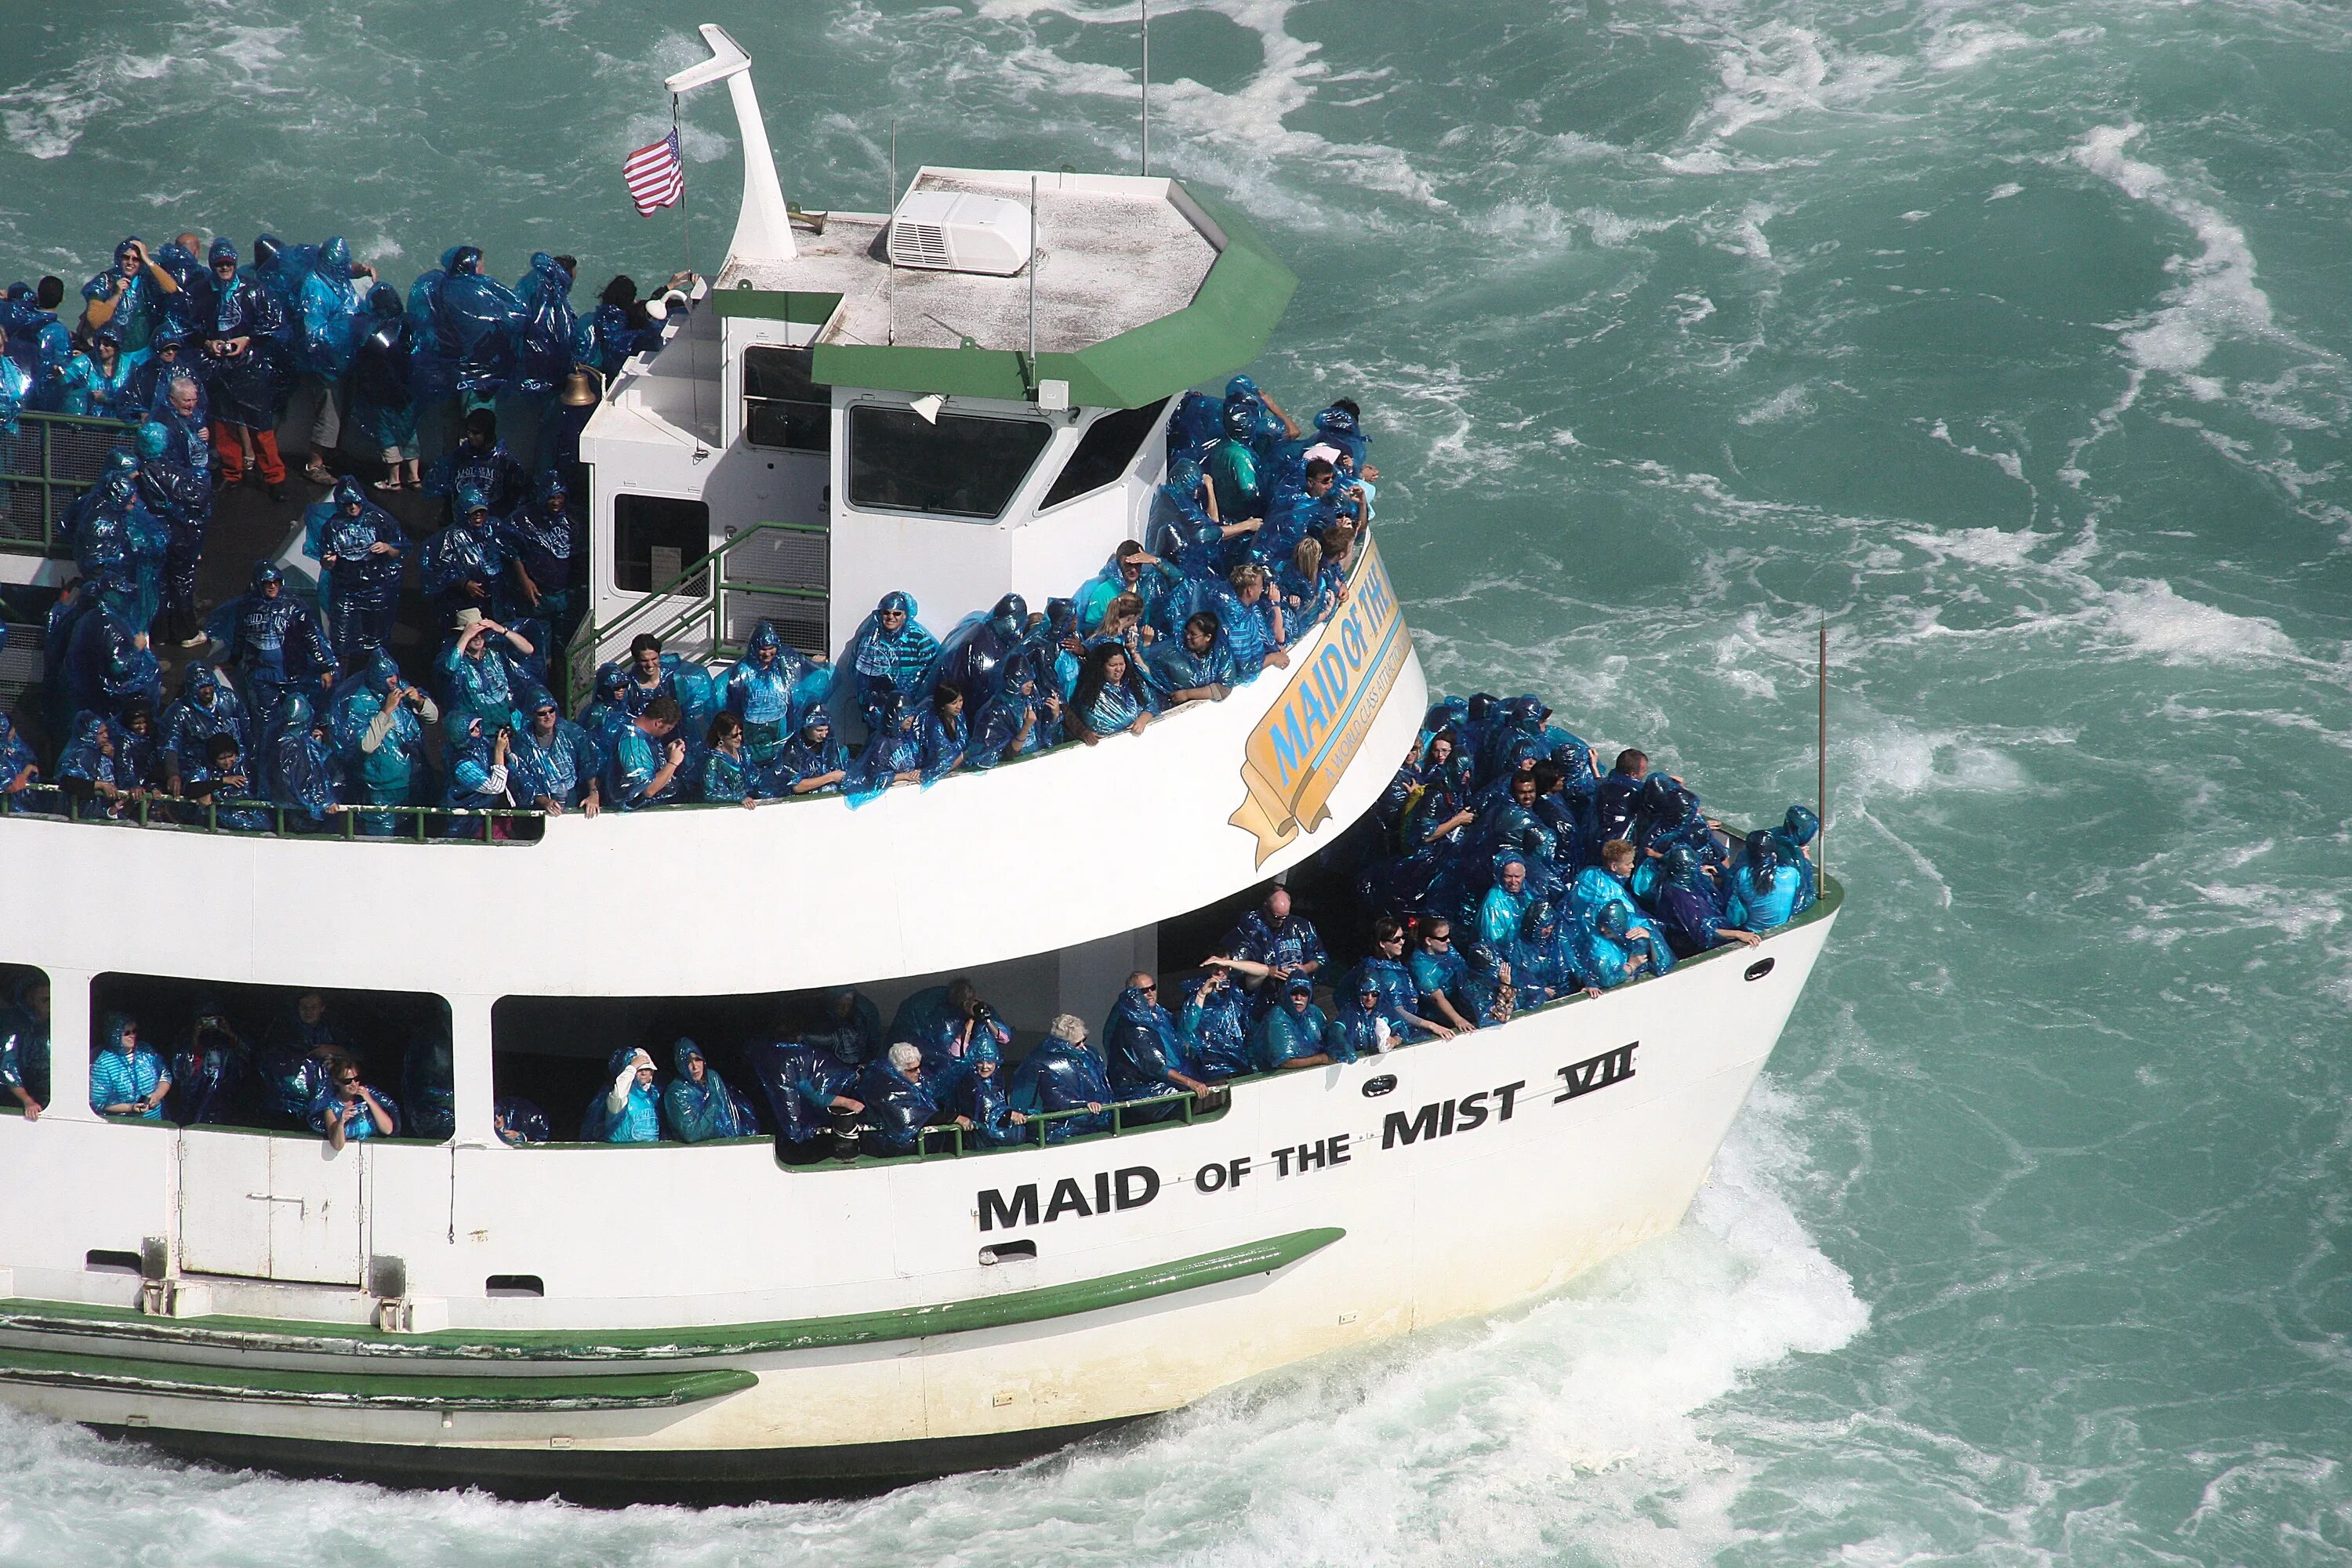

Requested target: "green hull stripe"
[
  {"left": 0, "top": 1352, "right": 753, "bottom": 1412},
  {"left": 0, "top": 1228, "right": 1344, "bottom": 1365}
]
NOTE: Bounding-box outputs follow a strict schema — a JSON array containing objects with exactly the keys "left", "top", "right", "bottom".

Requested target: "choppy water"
[{"left": 5, "top": 0, "right": 2351, "bottom": 1562}]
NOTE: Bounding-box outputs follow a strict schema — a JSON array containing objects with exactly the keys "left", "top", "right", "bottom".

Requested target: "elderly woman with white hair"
[
  {"left": 855, "top": 1040, "right": 938, "bottom": 1158},
  {"left": 1010, "top": 1014, "right": 1113, "bottom": 1144}
]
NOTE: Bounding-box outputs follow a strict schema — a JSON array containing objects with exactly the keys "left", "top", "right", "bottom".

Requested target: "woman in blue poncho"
[
  {"left": 951, "top": 1037, "right": 1031, "bottom": 1149},
  {"left": 89, "top": 1014, "right": 170, "bottom": 1120},
  {"left": 1776, "top": 804, "right": 1821, "bottom": 912},
  {"left": 1009, "top": 1015, "right": 1112, "bottom": 1143},
  {"left": 713, "top": 619, "right": 827, "bottom": 767},
  {"left": 1178, "top": 967, "right": 1256, "bottom": 1081},
  {"left": 1728, "top": 829, "right": 1801, "bottom": 932},
  {"left": 698, "top": 713, "right": 760, "bottom": 805},
  {"left": 845, "top": 591, "right": 940, "bottom": 731},
  {"left": 856, "top": 1043, "right": 938, "bottom": 1158},
  {"left": 1066, "top": 644, "right": 1156, "bottom": 745},
  {"left": 916, "top": 682, "right": 968, "bottom": 785},
  {"left": 583, "top": 1047, "right": 662, "bottom": 1142}
]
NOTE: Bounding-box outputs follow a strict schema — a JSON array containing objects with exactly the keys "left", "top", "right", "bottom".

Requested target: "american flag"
[{"left": 622, "top": 128, "right": 685, "bottom": 216}]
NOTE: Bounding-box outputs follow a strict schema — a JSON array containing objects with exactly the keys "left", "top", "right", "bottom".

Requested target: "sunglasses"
[{"left": 335, "top": 1075, "right": 359, "bottom": 1087}]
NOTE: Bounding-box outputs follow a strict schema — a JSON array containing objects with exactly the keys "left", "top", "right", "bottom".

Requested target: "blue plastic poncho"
[
  {"left": 1729, "top": 830, "right": 1800, "bottom": 931},
  {"left": 422, "top": 504, "right": 506, "bottom": 612},
  {"left": 84, "top": 331, "right": 147, "bottom": 420},
  {"left": 307, "top": 1078, "right": 402, "bottom": 1142},
  {"left": 512, "top": 252, "right": 579, "bottom": 395},
  {"left": 932, "top": 593, "right": 1031, "bottom": 707},
  {"left": 1009, "top": 1036, "right": 1113, "bottom": 1143},
  {"left": 1344, "top": 955, "right": 1421, "bottom": 1038},
  {"left": 437, "top": 623, "right": 528, "bottom": 733},
  {"left": 267, "top": 691, "right": 338, "bottom": 825},
  {"left": 844, "top": 696, "right": 924, "bottom": 805},
  {"left": 298, "top": 237, "right": 366, "bottom": 376},
  {"left": 201, "top": 252, "right": 294, "bottom": 428},
  {"left": 211, "top": 561, "right": 337, "bottom": 719},
  {"left": 329, "top": 655, "right": 425, "bottom": 826},
  {"left": 166, "top": 1007, "right": 248, "bottom": 1127},
  {"left": 89, "top": 1014, "right": 168, "bottom": 1120},
  {"left": 497, "top": 470, "right": 585, "bottom": 628},
  {"left": 1149, "top": 454, "right": 1225, "bottom": 575},
  {"left": 953, "top": 1038, "right": 1028, "bottom": 1148},
  {"left": 1651, "top": 848, "right": 1733, "bottom": 959},
  {"left": 621, "top": 649, "right": 715, "bottom": 731},
  {"left": 1203, "top": 399, "right": 1264, "bottom": 521},
  {"left": 495, "top": 1096, "right": 552, "bottom": 1146},
  {"left": 426, "top": 431, "right": 531, "bottom": 520},
  {"left": 583, "top": 1047, "right": 662, "bottom": 1143},
  {"left": 1207, "top": 579, "right": 1283, "bottom": 678},
  {"left": 510, "top": 690, "right": 601, "bottom": 809},
  {"left": 1252, "top": 982, "right": 1330, "bottom": 1073},
  {"left": 843, "top": 591, "right": 942, "bottom": 730},
  {"left": 81, "top": 241, "right": 163, "bottom": 351},
  {"left": 160, "top": 662, "right": 247, "bottom": 786},
  {"left": 775, "top": 711, "right": 851, "bottom": 794},
  {"left": 965, "top": 658, "right": 1054, "bottom": 770},
  {"left": 1102, "top": 984, "right": 1197, "bottom": 1100},
  {"left": 0, "top": 982, "right": 49, "bottom": 1108},
  {"left": 1223, "top": 906, "right": 1330, "bottom": 982},
  {"left": 1178, "top": 975, "right": 1254, "bottom": 1080},
  {"left": 0, "top": 713, "right": 38, "bottom": 812},
  {"left": 603, "top": 715, "right": 685, "bottom": 811},
  {"left": 443, "top": 712, "right": 510, "bottom": 815},
  {"left": 1069, "top": 646, "right": 1156, "bottom": 740},
  {"left": 1777, "top": 805, "right": 1821, "bottom": 913},
  {"left": 348, "top": 285, "right": 416, "bottom": 450},
  {"left": 662, "top": 1038, "right": 753, "bottom": 1142},
  {"left": 1145, "top": 627, "right": 1239, "bottom": 700},
  {"left": 713, "top": 620, "right": 827, "bottom": 760},
  {"left": 1323, "top": 985, "right": 1392, "bottom": 1063},
  {"left": 1595, "top": 764, "right": 1647, "bottom": 848},
  {"left": 61, "top": 604, "right": 161, "bottom": 735},
  {"left": 55, "top": 712, "right": 124, "bottom": 819},
  {"left": 745, "top": 1036, "right": 859, "bottom": 1149},
  {"left": 855, "top": 1052, "right": 938, "bottom": 1157},
  {"left": 412, "top": 245, "right": 525, "bottom": 400}
]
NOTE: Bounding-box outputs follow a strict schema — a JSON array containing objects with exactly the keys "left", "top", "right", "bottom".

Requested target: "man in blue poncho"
[
  {"left": 1252, "top": 978, "right": 1334, "bottom": 1073},
  {"left": 251, "top": 993, "right": 346, "bottom": 1129},
  {"left": 746, "top": 1025, "right": 868, "bottom": 1161},
  {"left": 512, "top": 252, "right": 579, "bottom": 397},
  {"left": 495, "top": 1098, "right": 552, "bottom": 1146},
  {"left": 1595, "top": 748, "right": 1648, "bottom": 846},
  {"left": 890, "top": 979, "right": 1011, "bottom": 1103},
  {"left": 1650, "top": 846, "right": 1759, "bottom": 959},
  {"left": 1570, "top": 839, "right": 1644, "bottom": 938},
  {"left": 89, "top": 1014, "right": 170, "bottom": 1121},
  {"left": 622, "top": 633, "right": 716, "bottom": 734},
  {"left": 1102, "top": 973, "right": 1215, "bottom": 1105},
  {"left": 845, "top": 591, "right": 941, "bottom": 731},
  {"left": 423, "top": 485, "right": 506, "bottom": 623},
  {"left": 0, "top": 714, "right": 38, "bottom": 816},
  {"left": 856, "top": 1043, "right": 938, "bottom": 1158},
  {"left": 349, "top": 284, "right": 420, "bottom": 491},
  {"left": 1203, "top": 397, "right": 1265, "bottom": 521},
  {"left": 310, "top": 1052, "right": 400, "bottom": 1150},
  {"left": 1076, "top": 543, "right": 1181, "bottom": 634},
  {"left": 199, "top": 239, "right": 293, "bottom": 498},
  {"left": 1010, "top": 1014, "right": 1112, "bottom": 1143},
  {"left": 132, "top": 418, "right": 212, "bottom": 648},
  {"left": 498, "top": 470, "right": 586, "bottom": 645},
  {"left": 1222, "top": 886, "right": 1329, "bottom": 1005},
  {"left": 584, "top": 1047, "right": 662, "bottom": 1142},
  {"left": 933, "top": 592, "right": 1031, "bottom": 710},
  {"left": 213, "top": 560, "right": 336, "bottom": 725},
  {"left": 313, "top": 477, "right": 405, "bottom": 667},
  {"left": 437, "top": 609, "right": 533, "bottom": 733},
  {"left": 425, "top": 408, "right": 529, "bottom": 521},
  {"left": 267, "top": 691, "right": 339, "bottom": 829},
  {"left": 159, "top": 662, "right": 246, "bottom": 800},
  {"left": 416, "top": 245, "right": 525, "bottom": 404},
  {"left": 1775, "top": 804, "right": 1821, "bottom": 913},
  {"left": 1574, "top": 902, "right": 1671, "bottom": 990},
  {"left": 443, "top": 713, "right": 514, "bottom": 829},
  {"left": 1323, "top": 973, "right": 1392, "bottom": 1063},
  {"left": 662, "top": 1039, "right": 754, "bottom": 1142},
  {"left": 67, "top": 449, "right": 168, "bottom": 633},
  {"left": 1479, "top": 855, "right": 1537, "bottom": 983},
  {"left": 713, "top": 619, "right": 827, "bottom": 768},
  {"left": 510, "top": 687, "right": 602, "bottom": 816},
  {"left": 1178, "top": 967, "right": 1257, "bottom": 1081},
  {"left": 964, "top": 655, "right": 1058, "bottom": 770},
  {"left": 604, "top": 695, "right": 689, "bottom": 810},
  {"left": 1209, "top": 564, "right": 1289, "bottom": 678}
]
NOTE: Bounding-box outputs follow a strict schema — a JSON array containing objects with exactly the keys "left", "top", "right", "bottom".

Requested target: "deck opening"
[
  {"left": 978, "top": 1240, "right": 1037, "bottom": 1265},
  {"left": 486, "top": 1275, "right": 546, "bottom": 1298},
  {"left": 84, "top": 1250, "right": 142, "bottom": 1275}
]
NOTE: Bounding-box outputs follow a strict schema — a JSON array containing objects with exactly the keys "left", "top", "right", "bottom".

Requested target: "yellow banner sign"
[{"left": 1230, "top": 535, "right": 1411, "bottom": 866}]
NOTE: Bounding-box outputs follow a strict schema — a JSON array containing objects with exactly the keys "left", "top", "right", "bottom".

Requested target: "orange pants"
[{"left": 211, "top": 423, "right": 287, "bottom": 486}]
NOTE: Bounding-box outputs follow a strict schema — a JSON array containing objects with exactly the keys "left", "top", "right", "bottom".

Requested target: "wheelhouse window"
[
  {"left": 847, "top": 405, "right": 1052, "bottom": 521},
  {"left": 613, "top": 494, "right": 711, "bottom": 593},
  {"left": 742, "top": 346, "right": 831, "bottom": 452},
  {"left": 1040, "top": 398, "right": 1170, "bottom": 511}
]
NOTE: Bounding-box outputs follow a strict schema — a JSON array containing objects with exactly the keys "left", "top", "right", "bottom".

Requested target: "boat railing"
[
  {"left": 565, "top": 521, "right": 829, "bottom": 706},
  {"left": 1, "top": 410, "right": 137, "bottom": 558},
  {"left": 7, "top": 783, "right": 546, "bottom": 844}
]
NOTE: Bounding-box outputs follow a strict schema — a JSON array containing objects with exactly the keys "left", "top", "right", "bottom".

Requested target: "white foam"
[
  {"left": 1986, "top": 182, "right": 2024, "bottom": 201},
  {"left": 1737, "top": 385, "right": 1815, "bottom": 426},
  {"left": 2091, "top": 579, "right": 2299, "bottom": 666}
]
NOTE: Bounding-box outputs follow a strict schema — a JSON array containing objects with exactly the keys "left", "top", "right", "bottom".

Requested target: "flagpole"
[{"left": 674, "top": 95, "right": 703, "bottom": 443}]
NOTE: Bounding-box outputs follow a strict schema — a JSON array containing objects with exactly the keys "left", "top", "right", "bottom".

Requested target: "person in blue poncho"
[
  {"left": 1178, "top": 967, "right": 1257, "bottom": 1080},
  {"left": 916, "top": 683, "right": 968, "bottom": 785},
  {"left": 575, "top": 274, "right": 660, "bottom": 378},
  {"left": 1075, "top": 543, "right": 1181, "bottom": 634},
  {"left": 510, "top": 687, "right": 602, "bottom": 815},
  {"left": 1577, "top": 901, "right": 1672, "bottom": 989},
  {"left": 1146, "top": 612, "right": 1239, "bottom": 704},
  {"left": 132, "top": 419, "right": 212, "bottom": 649},
  {"left": 775, "top": 710, "right": 851, "bottom": 796},
  {"left": 1203, "top": 397, "right": 1266, "bottom": 521},
  {"left": 844, "top": 591, "right": 941, "bottom": 731},
  {"left": 698, "top": 713, "right": 760, "bottom": 806},
  {"left": 584, "top": 1047, "right": 662, "bottom": 1142},
  {"left": 425, "top": 408, "right": 529, "bottom": 520},
  {"left": 416, "top": 245, "right": 526, "bottom": 403},
  {"left": 1651, "top": 845, "right": 1759, "bottom": 959},
  {"left": 38, "top": 325, "right": 94, "bottom": 416},
  {"left": 1208, "top": 564, "right": 1289, "bottom": 679},
  {"left": 745, "top": 1029, "right": 867, "bottom": 1159},
  {"left": 212, "top": 561, "right": 336, "bottom": 725},
  {"left": 1149, "top": 453, "right": 1260, "bottom": 577},
  {"left": 83, "top": 326, "right": 146, "bottom": 419},
  {"left": 267, "top": 691, "right": 339, "bottom": 829},
  {"left": 891, "top": 979, "right": 1012, "bottom": 1104},
  {"left": 622, "top": 633, "right": 717, "bottom": 733},
  {"left": 198, "top": 239, "right": 293, "bottom": 496},
  {"left": 1776, "top": 804, "right": 1821, "bottom": 912},
  {"left": 1510, "top": 900, "right": 1588, "bottom": 1006},
  {"left": 80, "top": 238, "right": 176, "bottom": 352},
  {"left": 191, "top": 734, "right": 270, "bottom": 831},
  {"left": 329, "top": 655, "right": 430, "bottom": 833},
  {"left": 712, "top": 619, "right": 827, "bottom": 766},
  {"left": 856, "top": 1043, "right": 938, "bottom": 1158},
  {"left": 495, "top": 1097, "right": 551, "bottom": 1146},
  {"left": 1406, "top": 916, "right": 1490, "bottom": 1034},
  {"left": 1223, "top": 886, "right": 1330, "bottom": 1000},
  {"left": 1479, "top": 855, "right": 1537, "bottom": 974},
  {"left": 1010, "top": 1014, "right": 1112, "bottom": 1143},
  {"left": 309, "top": 1052, "right": 400, "bottom": 1150},
  {"left": 845, "top": 691, "right": 925, "bottom": 802},
  {"left": 295, "top": 237, "right": 377, "bottom": 483},
  {"left": 90, "top": 1014, "right": 170, "bottom": 1121},
  {"left": 1102, "top": 974, "right": 1215, "bottom": 1105},
  {"left": 437, "top": 610, "right": 533, "bottom": 733},
  {"left": 423, "top": 486, "right": 506, "bottom": 622},
  {"left": 1066, "top": 644, "right": 1156, "bottom": 745},
  {"left": 442, "top": 713, "right": 514, "bottom": 827},
  {"left": 1480, "top": 775, "right": 1563, "bottom": 904},
  {"left": 1262, "top": 458, "right": 1363, "bottom": 562},
  {"left": 1570, "top": 840, "right": 1644, "bottom": 938},
  {"left": 933, "top": 593, "right": 1032, "bottom": 709},
  {"left": 249, "top": 993, "right": 345, "bottom": 1128},
  {"left": 63, "top": 602, "right": 162, "bottom": 738},
  {"left": 950, "top": 1036, "right": 1031, "bottom": 1149},
  {"left": 1346, "top": 916, "right": 1457, "bottom": 1040},
  {"left": 604, "top": 696, "right": 688, "bottom": 810},
  {"left": 159, "top": 662, "right": 246, "bottom": 789},
  {"left": 313, "top": 477, "right": 405, "bottom": 667},
  {"left": 0, "top": 978, "right": 51, "bottom": 1119},
  {"left": 1323, "top": 974, "right": 1392, "bottom": 1063},
  {"left": 1728, "top": 829, "right": 1801, "bottom": 932},
  {"left": 1276, "top": 536, "right": 1343, "bottom": 633},
  {"left": 662, "top": 1039, "right": 754, "bottom": 1142},
  {"left": 1595, "top": 748, "right": 1649, "bottom": 846},
  {"left": 512, "top": 251, "right": 579, "bottom": 397},
  {"left": 54, "top": 713, "right": 131, "bottom": 820},
  {"left": 1530, "top": 757, "right": 1598, "bottom": 880},
  {"left": 964, "top": 655, "right": 1059, "bottom": 770},
  {"left": 66, "top": 449, "right": 168, "bottom": 633},
  {"left": 349, "top": 284, "right": 421, "bottom": 491},
  {"left": 0, "top": 714, "right": 38, "bottom": 815},
  {"left": 1252, "top": 978, "right": 1334, "bottom": 1073}
]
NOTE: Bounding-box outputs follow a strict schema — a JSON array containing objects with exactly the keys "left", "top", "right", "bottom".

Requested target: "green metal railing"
[
  {"left": 568, "top": 521, "right": 828, "bottom": 710},
  {"left": 13, "top": 785, "right": 545, "bottom": 844},
  {"left": 1, "top": 411, "right": 138, "bottom": 557}
]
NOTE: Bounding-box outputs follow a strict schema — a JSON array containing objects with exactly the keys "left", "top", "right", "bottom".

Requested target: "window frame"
[
  {"left": 1037, "top": 397, "right": 1171, "bottom": 514},
  {"left": 844, "top": 402, "right": 1055, "bottom": 523},
  {"left": 741, "top": 345, "right": 832, "bottom": 455}
]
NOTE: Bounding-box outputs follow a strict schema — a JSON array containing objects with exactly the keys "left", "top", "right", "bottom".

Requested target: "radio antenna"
[
  {"left": 886, "top": 118, "right": 898, "bottom": 347},
  {"left": 1817, "top": 618, "right": 1829, "bottom": 882},
  {"left": 1027, "top": 173, "right": 1039, "bottom": 379},
  {"left": 1140, "top": 0, "right": 1152, "bottom": 175}
]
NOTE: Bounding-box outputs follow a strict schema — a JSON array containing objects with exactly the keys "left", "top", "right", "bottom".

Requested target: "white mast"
[{"left": 665, "top": 23, "right": 797, "bottom": 263}]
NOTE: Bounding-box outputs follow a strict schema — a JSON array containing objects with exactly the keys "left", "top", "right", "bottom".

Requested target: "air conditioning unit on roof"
[{"left": 888, "top": 191, "right": 1034, "bottom": 277}]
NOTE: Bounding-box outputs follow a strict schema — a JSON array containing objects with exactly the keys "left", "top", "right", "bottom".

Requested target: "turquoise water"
[{"left": 5, "top": 1, "right": 2350, "bottom": 1562}]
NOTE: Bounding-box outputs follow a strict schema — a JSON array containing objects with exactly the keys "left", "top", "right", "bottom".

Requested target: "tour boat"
[{"left": 0, "top": 26, "right": 1842, "bottom": 1496}]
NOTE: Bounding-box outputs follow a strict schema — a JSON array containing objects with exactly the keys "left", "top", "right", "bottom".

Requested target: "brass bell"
[{"left": 558, "top": 367, "right": 603, "bottom": 408}]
